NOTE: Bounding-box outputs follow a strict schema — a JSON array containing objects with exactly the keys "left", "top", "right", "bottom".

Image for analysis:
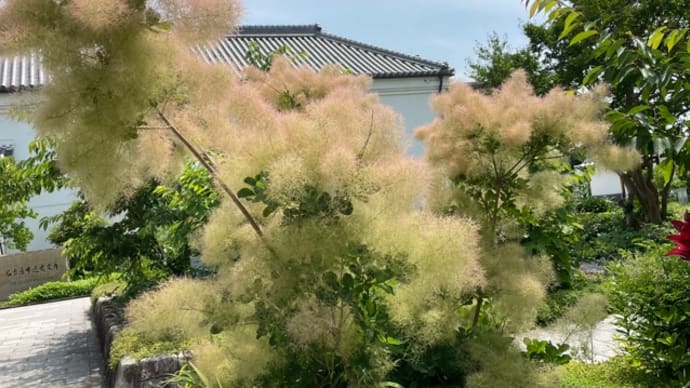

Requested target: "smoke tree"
[
  {"left": 0, "top": 0, "right": 642, "bottom": 385},
  {"left": 0, "top": 0, "right": 487, "bottom": 385},
  {"left": 416, "top": 71, "right": 640, "bottom": 355},
  {"left": 417, "top": 71, "right": 639, "bottom": 239}
]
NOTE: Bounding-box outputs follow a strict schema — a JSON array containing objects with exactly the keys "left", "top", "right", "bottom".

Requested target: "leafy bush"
[
  {"left": 607, "top": 248, "right": 690, "bottom": 385},
  {"left": 574, "top": 196, "right": 619, "bottom": 213},
  {"left": 1, "top": 277, "right": 100, "bottom": 307},
  {"left": 108, "top": 278, "right": 209, "bottom": 369},
  {"left": 522, "top": 338, "right": 571, "bottom": 364},
  {"left": 45, "top": 162, "right": 219, "bottom": 295},
  {"left": 558, "top": 357, "right": 657, "bottom": 388},
  {"left": 537, "top": 287, "right": 582, "bottom": 326},
  {"left": 0, "top": 138, "right": 65, "bottom": 252},
  {"left": 570, "top": 208, "right": 672, "bottom": 264},
  {"left": 90, "top": 279, "right": 128, "bottom": 303},
  {"left": 536, "top": 270, "right": 606, "bottom": 326}
]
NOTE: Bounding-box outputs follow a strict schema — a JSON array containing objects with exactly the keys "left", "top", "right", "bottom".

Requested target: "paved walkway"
[
  {"left": 0, "top": 297, "right": 103, "bottom": 387},
  {"left": 520, "top": 315, "right": 622, "bottom": 362}
]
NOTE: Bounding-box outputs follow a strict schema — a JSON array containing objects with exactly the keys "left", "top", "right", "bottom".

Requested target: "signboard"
[{"left": 0, "top": 249, "right": 67, "bottom": 300}]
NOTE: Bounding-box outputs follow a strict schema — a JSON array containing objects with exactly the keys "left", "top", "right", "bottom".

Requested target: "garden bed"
[{"left": 92, "top": 296, "right": 190, "bottom": 388}]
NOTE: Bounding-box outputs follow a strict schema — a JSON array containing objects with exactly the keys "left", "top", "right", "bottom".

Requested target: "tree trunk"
[
  {"left": 619, "top": 161, "right": 662, "bottom": 225},
  {"left": 660, "top": 163, "right": 676, "bottom": 221}
]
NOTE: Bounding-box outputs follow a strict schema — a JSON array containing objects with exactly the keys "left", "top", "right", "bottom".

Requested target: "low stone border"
[
  {"left": 93, "top": 296, "right": 125, "bottom": 387},
  {"left": 92, "top": 296, "right": 191, "bottom": 387},
  {"left": 114, "top": 353, "right": 192, "bottom": 388}
]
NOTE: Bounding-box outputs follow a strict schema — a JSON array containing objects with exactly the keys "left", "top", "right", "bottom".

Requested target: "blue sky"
[{"left": 241, "top": 0, "right": 538, "bottom": 81}]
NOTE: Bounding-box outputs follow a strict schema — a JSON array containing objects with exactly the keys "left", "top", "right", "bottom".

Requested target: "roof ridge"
[
  {"left": 236, "top": 24, "right": 322, "bottom": 36},
  {"left": 318, "top": 31, "right": 451, "bottom": 73}
]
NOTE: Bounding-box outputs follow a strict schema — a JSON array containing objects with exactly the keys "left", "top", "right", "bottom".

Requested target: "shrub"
[
  {"left": 522, "top": 338, "right": 571, "bottom": 365},
  {"left": 607, "top": 248, "right": 690, "bottom": 385},
  {"left": 570, "top": 208, "right": 672, "bottom": 264},
  {"left": 90, "top": 278, "right": 128, "bottom": 303},
  {"left": 108, "top": 277, "right": 212, "bottom": 369},
  {"left": 536, "top": 270, "right": 606, "bottom": 326},
  {"left": 574, "top": 196, "right": 618, "bottom": 213},
  {"left": 558, "top": 357, "right": 658, "bottom": 388},
  {"left": 45, "top": 162, "right": 219, "bottom": 296},
  {"left": 1, "top": 277, "right": 100, "bottom": 307}
]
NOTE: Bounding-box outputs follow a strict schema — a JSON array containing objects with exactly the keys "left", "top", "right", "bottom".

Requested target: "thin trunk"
[
  {"left": 156, "top": 111, "right": 281, "bottom": 260},
  {"left": 471, "top": 295, "right": 484, "bottom": 331}
]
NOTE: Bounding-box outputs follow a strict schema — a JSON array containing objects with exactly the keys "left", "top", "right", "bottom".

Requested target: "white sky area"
[{"left": 241, "top": 0, "right": 541, "bottom": 81}]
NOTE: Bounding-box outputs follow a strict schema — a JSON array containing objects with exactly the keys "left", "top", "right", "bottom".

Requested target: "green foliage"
[
  {"left": 109, "top": 329, "right": 192, "bottom": 370},
  {"left": 574, "top": 196, "right": 618, "bottom": 213},
  {"left": 245, "top": 41, "right": 306, "bottom": 72},
  {"left": 386, "top": 332, "right": 473, "bottom": 387},
  {"left": 0, "top": 138, "right": 64, "bottom": 252},
  {"left": 467, "top": 33, "right": 555, "bottom": 95},
  {"left": 0, "top": 277, "right": 100, "bottom": 307},
  {"left": 238, "top": 172, "right": 353, "bottom": 222},
  {"left": 90, "top": 278, "right": 128, "bottom": 303},
  {"left": 526, "top": 0, "right": 690, "bottom": 223},
  {"left": 164, "top": 362, "right": 220, "bottom": 388},
  {"left": 44, "top": 162, "right": 218, "bottom": 295},
  {"left": 558, "top": 357, "right": 659, "bottom": 388},
  {"left": 234, "top": 178, "right": 410, "bottom": 385},
  {"left": 522, "top": 338, "right": 572, "bottom": 364},
  {"left": 570, "top": 207, "right": 672, "bottom": 263},
  {"left": 607, "top": 248, "right": 690, "bottom": 384},
  {"left": 536, "top": 278, "right": 591, "bottom": 326},
  {"left": 520, "top": 200, "right": 583, "bottom": 287}
]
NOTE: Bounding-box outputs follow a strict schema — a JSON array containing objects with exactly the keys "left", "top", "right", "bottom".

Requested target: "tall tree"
[
  {"left": 524, "top": 0, "right": 690, "bottom": 223},
  {"left": 0, "top": 1, "right": 484, "bottom": 385},
  {"left": 467, "top": 33, "right": 555, "bottom": 95}
]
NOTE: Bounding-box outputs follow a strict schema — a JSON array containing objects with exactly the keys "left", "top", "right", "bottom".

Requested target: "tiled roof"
[
  {"left": 0, "top": 24, "right": 453, "bottom": 93},
  {"left": 0, "top": 54, "right": 45, "bottom": 92},
  {"left": 196, "top": 25, "right": 454, "bottom": 78}
]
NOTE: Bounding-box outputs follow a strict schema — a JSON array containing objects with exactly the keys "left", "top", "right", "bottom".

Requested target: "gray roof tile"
[
  {"left": 1, "top": 24, "right": 453, "bottom": 93},
  {"left": 0, "top": 53, "right": 45, "bottom": 92},
  {"left": 198, "top": 25, "right": 454, "bottom": 78}
]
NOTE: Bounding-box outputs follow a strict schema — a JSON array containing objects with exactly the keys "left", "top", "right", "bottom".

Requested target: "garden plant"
[{"left": 0, "top": 0, "right": 665, "bottom": 387}]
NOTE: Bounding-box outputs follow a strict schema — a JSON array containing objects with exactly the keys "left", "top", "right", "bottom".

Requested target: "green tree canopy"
[
  {"left": 524, "top": 0, "right": 690, "bottom": 223},
  {"left": 0, "top": 139, "right": 63, "bottom": 253}
]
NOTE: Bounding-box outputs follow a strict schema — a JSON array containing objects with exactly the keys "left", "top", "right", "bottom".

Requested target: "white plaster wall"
[
  {"left": 590, "top": 169, "right": 623, "bottom": 197},
  {"left": 0, "top": 93, "right": 77, "bottom": 253},
  {"left": 371, "top": 76, "right": 448, "bottom": 157}
]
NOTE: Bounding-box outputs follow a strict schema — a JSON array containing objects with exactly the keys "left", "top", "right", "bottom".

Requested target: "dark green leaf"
[{"left": 237, "top": 188, "right": 254, "bottom": 198}]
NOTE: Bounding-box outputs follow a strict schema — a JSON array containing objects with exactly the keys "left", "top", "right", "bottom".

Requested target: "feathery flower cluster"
[
  {"left": 417, "top": 70, "right": 640, "bottom": 222},
  {"left": 0, "top": 0, "right": 240, "bottom": 206},
  {"left": 66, "top": 0, "right": 131, "bottom": 31},
  {"left": 91, "top": 53, "right": 483, "bottom": 384},
  {"left": 416, "top": 70, "right": 639, "bottom": 179}
]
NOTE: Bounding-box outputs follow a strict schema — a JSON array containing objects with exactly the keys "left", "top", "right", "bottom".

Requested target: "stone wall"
[{"left": 92, "top": 296, "right": 190, "bottom": 388}]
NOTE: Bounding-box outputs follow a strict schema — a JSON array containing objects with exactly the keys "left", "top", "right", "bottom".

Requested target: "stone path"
[
  {"left": 0, "top": 297, "right": 103, "bottom": 387},
  {"left": 520, "top": 315, "right": 622, "bottom": 362}
]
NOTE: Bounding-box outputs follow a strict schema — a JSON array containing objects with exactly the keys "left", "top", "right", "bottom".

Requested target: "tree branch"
[
  {"left": 357, "top": 110, "right": 375, "bottom": 161},
  {"left": 156, "top": 111, "right": 266, "bottom": 239}
]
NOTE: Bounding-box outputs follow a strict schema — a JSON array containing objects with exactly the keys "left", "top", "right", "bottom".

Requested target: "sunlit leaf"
[
  {"left": 570, "top": 30, "right": 598, "bottom": 46},
  {"left": 648, "top": 26, "right": 668, "bottom": 50}
]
